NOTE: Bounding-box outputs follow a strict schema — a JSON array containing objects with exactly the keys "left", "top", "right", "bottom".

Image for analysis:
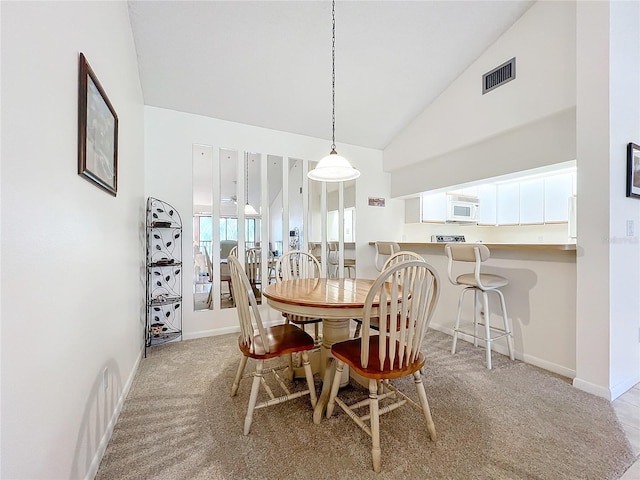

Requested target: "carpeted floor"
[{"left": 95, "top": 330, "right": 636, "bottom": 479}]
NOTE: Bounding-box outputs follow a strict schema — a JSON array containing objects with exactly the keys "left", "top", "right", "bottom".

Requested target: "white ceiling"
[{"left": 128, "top": 0, "right": 534, "bottom": 151}]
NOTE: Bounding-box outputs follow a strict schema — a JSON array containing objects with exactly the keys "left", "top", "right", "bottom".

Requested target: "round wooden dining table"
[{"left": 262, "top": 277, "right": 379, "bottom": 424}]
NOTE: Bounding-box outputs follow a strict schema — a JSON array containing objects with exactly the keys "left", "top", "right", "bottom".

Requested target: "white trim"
[
  {"left": 572, "top": 378, "right": 612, "bottom": 400},
  {"left": 429, "top": 323, "right": 576, "bottom": 379},
  {"left": 84, "top": 349, "right": 143, "bottom": 480},
  {"left": 610, "top": 375, "right": 640, "bottom": 401}
]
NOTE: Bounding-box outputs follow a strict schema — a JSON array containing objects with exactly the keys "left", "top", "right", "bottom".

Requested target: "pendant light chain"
[
  {"left": 307, "top": 0, "right": 359, "bottom": 182},
  {"left": 331, "top": 0, "right": 336, "bottom": 151}
]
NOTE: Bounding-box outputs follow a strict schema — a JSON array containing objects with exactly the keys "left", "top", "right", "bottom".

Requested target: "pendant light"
[
  {"left": 244, "top": 153, "right": 259, "bottom": 216},
  {"left": 308, "top": 0, "right": 360, "bottom": 183}
]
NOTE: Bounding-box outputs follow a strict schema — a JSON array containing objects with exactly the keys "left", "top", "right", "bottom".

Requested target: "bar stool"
[
  {"left": 445, "top": 243, "right": 515, "bottom": 369},
  {"left": 374, "top": 241, "right": 400, "bottom": 271}
]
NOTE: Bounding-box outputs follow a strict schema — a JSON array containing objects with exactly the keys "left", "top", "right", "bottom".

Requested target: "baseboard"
[
  {"left": 572, "top": 377, "right": 613, "bottom": 400},
  {"left": 429, "top": 322, "right": 576, "bottom": 379},
  {"left": 611, "top": 375, "right": 640, "bottom": 401},
  {"left": 183, "top": 317, "right": 282, "bottom": 341},
  {"left": 183, "top": 325, "right": 240, "bottom": 340},
  {"left": 84, "top": 349, "right": 143, "bottom": 480}
]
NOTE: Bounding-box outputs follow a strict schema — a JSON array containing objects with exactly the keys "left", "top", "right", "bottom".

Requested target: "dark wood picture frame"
[
  {"left": 627, "top": 142, "right": 640, "bottom": 199},
  {"left": 78, "top": 53, "right": 118, "bottom": 196}
]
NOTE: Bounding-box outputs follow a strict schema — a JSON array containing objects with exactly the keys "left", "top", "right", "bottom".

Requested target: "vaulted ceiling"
[{"left": 128, "top": 0, "right": 534, "bottom": 151}]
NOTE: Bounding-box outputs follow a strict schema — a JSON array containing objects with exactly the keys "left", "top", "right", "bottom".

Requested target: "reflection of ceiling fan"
[{"left": 221, "top": 194, "right": 237, "bottom": 204}]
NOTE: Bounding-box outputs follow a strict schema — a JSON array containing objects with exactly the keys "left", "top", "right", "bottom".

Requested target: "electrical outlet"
[
  {"left": 103, "top": 367, "right": 109, "bottom": 392},
  {"left": 626, "top": 220, "right": 635, "bottom": 237}
]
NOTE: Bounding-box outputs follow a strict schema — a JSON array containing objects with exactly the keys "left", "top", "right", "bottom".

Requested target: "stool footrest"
[{"left": 453, "top": 325, "right": 511, "bottom": 342}]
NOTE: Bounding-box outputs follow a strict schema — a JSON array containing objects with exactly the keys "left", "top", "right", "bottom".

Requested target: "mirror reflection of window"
[
  {"left": 268, "top": 155, "right": 283, "bottom": 259},
  {"left": 193, "top": 144, "right": 214, "bottom": 311},
  {"left": 245, "top": 152, "right": 263, "bottom": 303},
  {"left": 220, "top": 148, "right": 238, "bottom": 309},
  {"left": 289, "top": 158, "right": 304, "bottom": 251}
]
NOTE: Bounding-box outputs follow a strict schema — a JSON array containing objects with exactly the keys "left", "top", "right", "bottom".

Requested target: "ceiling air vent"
[{"left": 483, "top": 57, "right": 516, "bottom": 94}]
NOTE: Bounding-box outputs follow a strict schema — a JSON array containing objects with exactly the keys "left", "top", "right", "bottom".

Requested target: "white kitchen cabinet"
[
  {"left": 421, "top": 192, "right": 446, "bottom": 223},
  {"left": 519, "top": 178, "right": 544, "bottom": 224},
  {"left": 404, "top": 197, "right": 421, "bottom": 223},
  {"left": 477, "top": 184, "right": 497, "bottom": 225},
  {"left": 497, "top": 182, "right": 520, "bottom": 225},
  {"left": 544, "top": 172, "right": 574, "bottom": 223}
]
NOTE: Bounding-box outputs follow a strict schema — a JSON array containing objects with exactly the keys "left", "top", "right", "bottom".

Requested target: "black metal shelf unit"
[{"left": 145, "top": 197, "right": 182, "bottom": 355}]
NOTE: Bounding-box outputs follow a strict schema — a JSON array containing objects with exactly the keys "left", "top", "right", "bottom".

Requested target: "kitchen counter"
[
  {"left": 367, "top": 240, "right": 577, "bottom": 378},
  {"left": 368, "top": 241, "right": 576, "bottom": 251}
]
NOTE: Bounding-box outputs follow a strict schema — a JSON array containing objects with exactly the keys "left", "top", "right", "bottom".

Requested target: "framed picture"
[
  {"left": 78, "top": 53, "right": 118, "bottom": 196},
  {"left": 368, "top": 197, "right": 386, "bottom": 207},
  {"left": 627, "top": 143, "right": 640, "bottom": 199}
]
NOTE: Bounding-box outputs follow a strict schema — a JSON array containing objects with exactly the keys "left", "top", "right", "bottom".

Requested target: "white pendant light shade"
[
  {"left": 308, "top": 150, "right": 360, "bottom": 182},
  {"left": 244, "top": 203, "right": 259, "bottom": 216}
]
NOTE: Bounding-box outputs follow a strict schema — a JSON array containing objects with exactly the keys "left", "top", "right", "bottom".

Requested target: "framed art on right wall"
[{"left": 626, "top": 142, "right": 640, "bottom": 199}]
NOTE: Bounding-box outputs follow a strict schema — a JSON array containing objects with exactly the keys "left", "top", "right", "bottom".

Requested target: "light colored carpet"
[{"left": 95, "top": 330, "right": 636, "bottom": 479}]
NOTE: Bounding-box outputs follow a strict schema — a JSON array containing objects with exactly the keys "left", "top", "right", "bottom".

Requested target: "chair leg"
[
  {"left": 353, "top": 322, "right": 361, "bottom": 338},
  {"left": 243, "top": 359, "right": 263, "bottom": 435},
  {"left": 326, "top": 360, "right": 345, "bottom": 418},
  {"left": 483, "top": 291, "right": 492, "bottom": 370},
  {"left": 473, "top": 290, "right": 480, "bottom": 348},
  {"left": 231, "top": 355, "right": 248, "bottom": 396},
  {"left": 369, "top": 379, "right": 381, "bottom": 473},
  {"left": 314, "top": 322, "right": 320, "bottom": 342},
  {"left": 451, "top": 289, "right": 466, "bottom": 354},
  {"left": 413, "top": 371, "right": 436, "bottom": 441},
  {"left": 495, "top": 289, "right": 515, "bottom": 360},
  {"left": 301, "top": 351, "right": 317, "bottom": 408}
]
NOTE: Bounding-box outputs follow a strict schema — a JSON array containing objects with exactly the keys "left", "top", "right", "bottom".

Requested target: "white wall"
[
  {"left": 384, "top": 0, "right": 576, "bottom": 173},
  {"left": 574, "top": 1, "right": 640, "bottom": 400},
  {"left": 144, "top": 106, "right": 402, "bottom": 338},
  {"left": 387, "top": 0, "right": 640, "bottom": 399},
  {"left": 1, "top": 2, "right": 145, "bottom": 479}
]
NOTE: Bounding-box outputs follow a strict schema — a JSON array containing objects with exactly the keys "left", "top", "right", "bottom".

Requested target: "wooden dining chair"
[
  {"left": 228, "top": 255, "right": 317, "bottom": 435},
  {"left": 275, "top": 250, "right": 324, "bottom": 372},
  {"left": 352, "top": 251, "right": 425, "bottom": 337},
  {"left": 326, "top": 260, "right": 439, "bottom": 472}
]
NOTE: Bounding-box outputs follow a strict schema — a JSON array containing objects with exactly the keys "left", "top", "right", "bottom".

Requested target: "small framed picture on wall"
[{"left": 627, "top": 142, "right": 640, "bottom": 199}]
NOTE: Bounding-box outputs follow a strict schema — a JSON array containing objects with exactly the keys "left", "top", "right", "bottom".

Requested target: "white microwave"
[{"left": 446, "top": 193, "right": 479, "bottom": 223}]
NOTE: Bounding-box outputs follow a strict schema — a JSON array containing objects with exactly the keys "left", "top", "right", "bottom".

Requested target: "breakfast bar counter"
[
  {"left": 369, "top": 241, "right": 576, "bottom": 251},
  {"left": 368, "top": 240, "right": 577, "bottom": 378}
]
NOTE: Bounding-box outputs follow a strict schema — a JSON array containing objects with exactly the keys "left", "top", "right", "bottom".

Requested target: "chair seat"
[
  {"left": 332, "top": 336, "right": 425, "bottom": 380},
  {"left": 456, "top": 273, "right": 508, "bottom": 289},
  {"left": 238, "top": 324, "right": 315, "bottom": 360},
  {"left": 284, "top": 313, "right": 322, "bottom": 325}
]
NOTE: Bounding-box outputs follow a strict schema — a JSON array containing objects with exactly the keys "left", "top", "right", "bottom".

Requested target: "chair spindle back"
[
  {"left": 361, "top": 261, "right": 439, "bottom": 369},
  {"left": 228, "top": 255, "right": 269, "bottom": 354},
  {"left": 276, "top": 250, "right": 321, "bottom": 283}
]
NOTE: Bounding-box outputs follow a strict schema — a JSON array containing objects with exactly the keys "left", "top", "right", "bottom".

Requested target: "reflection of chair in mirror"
[
  {"left": 325, "top": 260, "right": 439, "bottom": 472},
  {"left": 353, "top": 251, "right": 425, "bottom": 337},
  {"left": 327, "top": 241, "right": 355, "bottom": 278},
  {"left": 228, "top": 255, "right": 317, "bottom": 435},
  {"left": 445, "top": 243, "right": 515, "bottom": 370},
  {"left": 327, "top": 242, "right": 340, "bottom": 278},
  {"left": 245, "top": 248, "right": 262, "bottom": 299},
  {"left": 374, "top": 241, "right": 400, "bottom": 271},
  {"left": 308, "top": 242, "right": 322, "bottom": 262},
  {"left": 219, "top": 241, "right": 237, "bottom": 306}
]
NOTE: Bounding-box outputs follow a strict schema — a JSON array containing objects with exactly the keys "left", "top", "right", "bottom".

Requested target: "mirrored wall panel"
[
  {"left": 220, "top": 149, "right": 239, "bottom": 309},
  {"left": 193, "top": 144, "right": 214, "bottom": 311},
  {"left": 268, "top": 155, "right": 283, "bottom": 258}
]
